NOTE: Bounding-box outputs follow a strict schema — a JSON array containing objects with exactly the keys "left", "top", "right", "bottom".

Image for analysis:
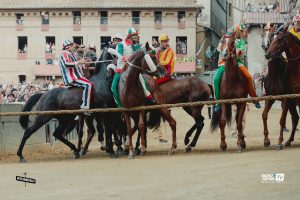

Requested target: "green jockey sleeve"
[
  {"left": 117, "top": 42, "right": 124, "bottom": 56},
  {"left": 132, "top": 43, "right": 141, "bottom": 52}
]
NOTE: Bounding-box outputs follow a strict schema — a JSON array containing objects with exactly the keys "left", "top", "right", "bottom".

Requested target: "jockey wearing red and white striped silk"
[{"left": 59, "top": 39, "right": 94, "bottom": 110}]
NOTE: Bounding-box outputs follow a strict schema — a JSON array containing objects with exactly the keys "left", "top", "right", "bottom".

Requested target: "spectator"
[
  {"left": 6, "top": 93, "right": 16, "bottom": 103},
  {"left": 45, "top": 42, "right": 50, "bottom": 53},
  {"left": 23, "top": 44, "right": 28, "bottom": 53},
  {"left": 245, "top": 3, "right": 252, "bottom": 12},
  {"left": 51, "top": 43, "right": 56, "bottom": 53},
  {"left": 21, "top": 94, "right": 30, "bottom": 102}
]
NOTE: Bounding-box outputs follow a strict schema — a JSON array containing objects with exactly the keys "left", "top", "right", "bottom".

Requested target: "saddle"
[{"left": 156, "top": 76, "right": 172, "bottom": 85}]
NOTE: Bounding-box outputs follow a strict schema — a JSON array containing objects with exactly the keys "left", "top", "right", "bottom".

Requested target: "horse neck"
[
  {"left": 94, "top": 54, "right": 109, "bottom": 78},
  {"left": 267, "top": 58, "right": 285, "bottom": 79},
  {"left": 225, "top": 56, "right": 240, "bottom": 82},
  {"left": 124, "top": 64, "right": 141, "bottom": 89}
]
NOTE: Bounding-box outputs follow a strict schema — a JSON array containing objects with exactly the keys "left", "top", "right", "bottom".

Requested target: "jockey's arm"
[
  {"left": 160, "top": 49, "right": 175, "bottom": 67},
  {"left": 116, "top": 42, "right": 124, "bottom": 57},
  {"left": 62, "top": 51, "right": 84, "bottom": 67}
]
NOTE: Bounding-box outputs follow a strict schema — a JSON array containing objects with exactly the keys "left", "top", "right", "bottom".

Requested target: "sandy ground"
[{"left": 0, "top": 106, "right": 300, "bottom": 199}]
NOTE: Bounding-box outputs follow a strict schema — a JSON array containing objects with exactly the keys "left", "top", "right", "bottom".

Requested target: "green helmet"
[{"left": 126, "top": 28, "right": 138, "bottom": 38}]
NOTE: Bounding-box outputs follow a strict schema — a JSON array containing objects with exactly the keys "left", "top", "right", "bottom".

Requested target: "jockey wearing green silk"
[
  {"left": 213, "top": 23, "right": 261, "bottom": 111},
  {"left": 111, "top": 28, "right": 154, "bottom": 107}
]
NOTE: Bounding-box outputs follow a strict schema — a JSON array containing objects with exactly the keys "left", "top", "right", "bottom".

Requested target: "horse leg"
[
  {"left": 184, "top": 124, "right": 197, "bottom": 146},
  {"left": 236, "top": 103, "right": 246, "bottom": 153},
  {"left": 81, "top": 116, "right": 95, "bottom": 156},
  {"left": 76, "top": 115, "right": 85, "bottom": 152},
  {"left": 219, "top": 104, "right": 227, "bottom": 151},
  {"left": 262, "top": 100, "right": 274, "bottom": 147},
  {"left": 123, "top": 113, "right": 134, "bottom": 159},
  {"left": 159, "top": 108, "right": 177, "bottom": 155},
  {"left": 138, "top": 111, "right": 147, "bottom": 155},
  {"left": 277, "top": 100, "right": 288, "bottom": 149},
  {"left": 103, "top": 116, "right": 118, "bottom": 158},
  {"left": 53, "top": 118, "right": 80, "bottom": 159},
  {"left": 95, "top": 117, "right": 105, "bottom": 151},
  {"left": 284, "top": 101, "right": 299, "bottom": 147},
  {"left": 17, "top": 115, "right": 52, "bottom": 163},
  {"left": 186, "top": 106, "right": 205, "bottom": 152}
]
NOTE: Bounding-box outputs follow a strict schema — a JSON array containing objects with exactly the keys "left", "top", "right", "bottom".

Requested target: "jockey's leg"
[
  {"left": 213, "top": 65, "right": 225, "bottom": 100},
  {"left": 73, "top": 77, "right": 94, "bottom": 109},
  {"left": 111, "top": 73, "right": 121, "bottom": 108},
  {"left": 139, "top": 74, "right": 154, "bottom": 101},
  {"left": 239, "top": 66, "right": 257, "bottom": 97},
  {"left": 239, "top": 66, "right": 261, "bottom": 109}
]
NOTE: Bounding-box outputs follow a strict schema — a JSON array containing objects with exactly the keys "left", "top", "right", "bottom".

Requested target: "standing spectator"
[
  {"left": 48, "top": 80, "right": 54, "bottom": 90},
  {"left": 23, "top": 44, "right": 28, "bottom": 53},
  {"left": 45, "top": 43, "right": 50, "bottom": 53},
  {"left": 51, "top": 43, "right": 56, "bottom": 53},
  {"left": 0, "top": 92, "right": 5, "bottom": 104}
]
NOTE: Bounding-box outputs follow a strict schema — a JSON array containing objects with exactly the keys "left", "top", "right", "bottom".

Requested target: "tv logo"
[{"left": 261, "top": 173, "right": 285, "bottom": 183}]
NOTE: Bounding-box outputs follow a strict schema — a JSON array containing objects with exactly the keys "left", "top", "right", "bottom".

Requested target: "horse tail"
[
  {"left": 19, "top": 93, "right": 43, "bottom": 130},
  {"left": 147, "top": 109, "right": 161, "bottom": 131},
  {"left": 210, "top": 104, "right": 232, "bottom": 132}
]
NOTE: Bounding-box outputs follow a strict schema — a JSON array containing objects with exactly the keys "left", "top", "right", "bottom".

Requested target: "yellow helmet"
[{"left": 159, "top": 34, "right": 169, "bottom": 41}]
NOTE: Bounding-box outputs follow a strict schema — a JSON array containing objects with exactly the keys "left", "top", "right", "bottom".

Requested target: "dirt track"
[{"left": 0, "top": 107, "right": 300, "bottom": 199}]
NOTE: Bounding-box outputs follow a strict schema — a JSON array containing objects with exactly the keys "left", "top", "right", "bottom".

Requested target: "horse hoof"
[
  {"left": 168, "top": 149, "right": 175, "bottom": 155},
  {"left": 128, "top": 153, "right": 134, "bottom": 160},
  {"left": 185, "top": 146, "right": 192, "bottom": 153},
  {"left": 275, "top": 144, "right": 283, "bottom": 151},
  {"left": 110, "top": 152, "right": 118, "bottom": 159},
  {"left": 285, "top": 141, "right": 291, "bottom": 147},
  {"left": 134, "top": 148, "right": 141, "bottom": 156},
  {"left": 20, "top": 158, "right": 27, "bottom": 163},
  {"left": 184, "top": 137, "right": 190, "bottom": 146},
  {"left": 140, "top": 151, "right": 147, "bottom": 156},
  {"left": 73, "top": 151, "right": 80, "bottom": 159},
  {"left": 80, "top": 150, "right": 87, "bottom": 156},
  {"left": 116, "top": 148, "right": 125, "bottom": 156},
  {"left": 236, "top": 146, "right": 243, "bottom": 153},
  {"left": 100, "top": 145, "right": 106, "bottom": 151},
  {"left": 220, "top": 144, "right": 227, "bottom": 151},
  {"left": 264, "top": 141, "right": 271, "bottom": 148},
  {"left": 240, "top": 142, "right": 246, "bottom": 149}
]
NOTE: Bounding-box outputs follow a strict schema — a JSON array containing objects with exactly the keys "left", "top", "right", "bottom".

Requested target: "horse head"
[
  {"left": 265, "top": 31, "right": 287, "bottom": 60},
  {"left": 262, "top": 23, "right": 277, "bottom": 51},
  {"left": 227, "top": 33, "right": 237, "bottom": 59}
]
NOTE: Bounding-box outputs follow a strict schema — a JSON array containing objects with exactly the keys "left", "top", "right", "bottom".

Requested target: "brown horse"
[
  {"left": 265, "top": 26, "right": 300, "bottom": 148},
  {"left": 211, "top": 33, "right": 248, "bottom": 152},
  {"left": 261, "top": 24, "right": 290, "bottom": 149},
  {"left": 119, "top": 42, "right": 177, "bottom": 159}
]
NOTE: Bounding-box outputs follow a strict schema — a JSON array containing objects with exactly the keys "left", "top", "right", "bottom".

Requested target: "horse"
[
  {"left": 265, "top": 25, "right": 300, "bottom": 148},
  {"left": 210, "top": 33, "right": 248, "bottom": 152},
  {"left": 118, "top": 42, "right": 177, "bottom": 159},
  {"left": 76, "top": 47, "right": 126, "bottom": 157},
  {"left": 17, "top": 48, "right": 121, "bottom": 162},
  {"left": 261, "top": 24, "right": 290, "bottom": 149}
]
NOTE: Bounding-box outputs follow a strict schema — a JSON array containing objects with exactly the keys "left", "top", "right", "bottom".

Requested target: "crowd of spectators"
[
  {"left": 245, "top": 2, "right": 280, "bottom": 13},
  {"left": 0, "top": 80, "right": 62, "bottom": 104}
]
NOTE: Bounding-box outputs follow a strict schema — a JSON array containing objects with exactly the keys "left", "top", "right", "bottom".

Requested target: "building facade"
[{"left": 0, "top": 0, "right": 200, "bottom": 84}]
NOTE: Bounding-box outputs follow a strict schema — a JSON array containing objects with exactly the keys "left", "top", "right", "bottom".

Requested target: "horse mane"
[
  {"left": 122, "top": 50, "right": 145, "bottom": 71},
  {"left": 287, "top": 31, "right": 300, "bottom": 48}
]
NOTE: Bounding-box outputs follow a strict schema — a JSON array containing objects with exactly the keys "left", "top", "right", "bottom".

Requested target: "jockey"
[
  {"left": 213, "top": 23, "right": 261, "bottom": 111},
  {"left": 289, "top": 15, "right": 300, "bottom": 39},
  {"left": 59, "top": 39, "right": 94, "bottom": 112},
  {"left": 111, "top": 28, "right": 154, "bottom": 107},
  {"left": 111, "top": 33, "right": 123, "bottom": 49},
  {"left": 88, "top": 44, "right": 96, "bottom": 53},
  {"left": 155, "top": 34, "right": 175, "bottom": 84}
]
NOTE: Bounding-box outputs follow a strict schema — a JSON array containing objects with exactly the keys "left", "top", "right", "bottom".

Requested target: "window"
[
  {"left": 45, "top": 36, "right": 55, "bottom": 53},
  {"left": 100, "top": 11, "right": 108, "bottom": 24},
  {"left": 16, "top": 13, "right": 24, "bottom": 24},
  {"left": 132, "top": 11, "right": 140, "bottom": 24},
  {"left": 72, "top": 11, "right": 81, "bottom": 24},
  {"left": 228, "top": 3, "right": 232, "bottom": 17},
  {"left": 18, "top": 75, "right": 26, "bottom": 84},
  {"left": 152, "top": 36, "right": 160, "bottom": 48},
  {"left": 18, "top": 36, "right": 28, "bottom": 53},
  {"left": 154, "top": 11, "right": 162, "bottom": 23},
  {"left": 178, "top": 11, "right": 185, "bottom": 23},
  {"left": 73, "top": 36, "right": 83, "bottom": 45},
  {"left": 100, "top": 36, "right": 111, "bottom": 49},
  {"left": 176, "top": 37, "right": 187, "bottom": 54},
  {"left": 41, "top": 11, "right": 49, "bottom": 24}
]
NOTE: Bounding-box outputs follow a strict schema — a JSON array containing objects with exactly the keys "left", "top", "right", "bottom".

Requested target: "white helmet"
[
  {"left": 88, "top": 44, "right": 96, "bottom": 51},
  {"left": 113, "top": 33, "right": 123, "bottom": 41}
]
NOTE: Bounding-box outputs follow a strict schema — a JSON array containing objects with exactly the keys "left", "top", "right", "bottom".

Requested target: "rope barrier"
[{"left": 1, "top": 93, "right": 300, "bottom": 117}]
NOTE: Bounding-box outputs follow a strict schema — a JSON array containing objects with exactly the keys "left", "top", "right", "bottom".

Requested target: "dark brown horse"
[
  {"left": 118, "top": 42, "right": 177, "bottom": 159},
  {"left": 261, "top": 24, "right": 290, "bottom": 149},
  {"left": 265, "top": 26, "right": 300, "bottom": 148},
  {"left": 211, "top": 33, "right": 248, "bottom": 152}
]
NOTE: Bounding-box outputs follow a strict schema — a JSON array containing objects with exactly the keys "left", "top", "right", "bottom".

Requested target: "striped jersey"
[{"left": 59, "top": 50, "right": 83, "bottom": 85}]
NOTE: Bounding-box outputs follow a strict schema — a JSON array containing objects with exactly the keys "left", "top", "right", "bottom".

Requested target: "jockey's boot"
[
  {"left": 146, "top": 94, "right": 156, "bottom": 105},
  {"left": 254, "top": 102, "right": 261, "bottom": 109},
  {"left": 214, "top": 104, "right": 221, "bottom": 112}
]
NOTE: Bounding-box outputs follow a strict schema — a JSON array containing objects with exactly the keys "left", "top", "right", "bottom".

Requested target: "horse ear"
[{"left": 145, "top": 42, "right": 150, "bottom": 51}]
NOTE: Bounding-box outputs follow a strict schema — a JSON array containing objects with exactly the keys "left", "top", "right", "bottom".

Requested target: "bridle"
[{"left": 271, "top": 32, "right": 300, "bottom": 61}]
